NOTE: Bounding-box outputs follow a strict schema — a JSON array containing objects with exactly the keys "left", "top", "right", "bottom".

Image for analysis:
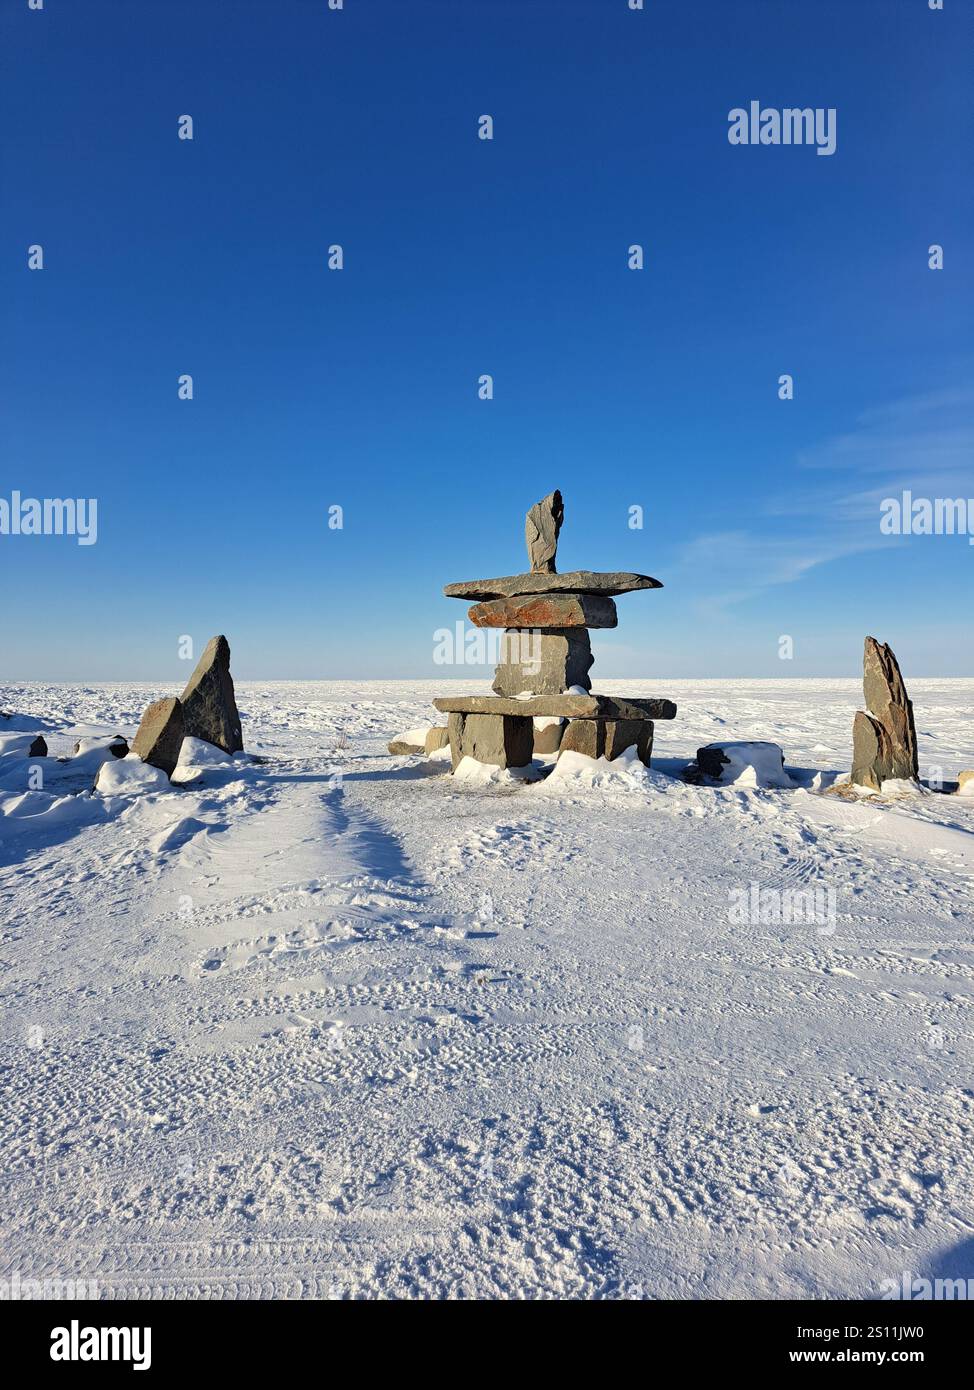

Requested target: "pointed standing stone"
[
  {"left": 524, "top": 490, "right": 564, "bottom": 573},
  {"left": 851, "top": 636, "right": 918, "bottom": 790},
  {"left": 180, "top": 635, "right": 243, "bottom": 754}
]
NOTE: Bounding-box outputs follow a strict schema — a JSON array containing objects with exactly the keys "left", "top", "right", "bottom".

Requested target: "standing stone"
[
  {"left": 447, "top": 712, "right": 534, "bottom": 770},
  {"left": 524, "top": 490, "right": 564, "bottom": 573},
  {"left": 131, "top": 697, "right": 185, "bottom": 776},
  {"left": 851, "top": 637, "right": 918, "bottom": 790},
  {"left": 491, "top": 629, "right": 593, "bottom": 697},
  {"left": 560, "top": 718, "right": 653, "bottom": 764},
  {"left": 424, "top": 727, "right": 450, "bottom": 754},
  {"left": 180, "top": 635, "right": 243, "bottom": 754}
]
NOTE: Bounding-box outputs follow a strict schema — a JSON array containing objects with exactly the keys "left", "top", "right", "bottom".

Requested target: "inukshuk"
[{"left": 435, "top": 490, "right": 677, "bottom": 771}]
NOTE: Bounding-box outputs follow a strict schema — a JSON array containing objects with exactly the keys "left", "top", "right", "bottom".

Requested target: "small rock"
[
  {"left": 388, "top": 726, "right": 432, "bottom": 755},
  {"left": 957, "top": 770, "right": 974, "bottom": 796},
  {"left": 424, "top": 727, "right": 450, "bottom": 754}
]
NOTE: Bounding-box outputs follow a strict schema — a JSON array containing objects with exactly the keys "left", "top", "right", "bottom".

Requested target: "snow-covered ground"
[{"left": 1, "top": 678, "right": 973, "bottom": 1299}]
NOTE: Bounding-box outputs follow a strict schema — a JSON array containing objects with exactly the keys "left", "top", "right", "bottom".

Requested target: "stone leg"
[
  {"left": 448, "top": 712, "right": 534, "bottom": 771},
  {"left": 492, "top": 628, "right": 593, "bottom": 697},
  {"left": 532, "top": 719, "right": 565, "bottom": 755},
  {"left": 559, "top": 718, "right": 654, "bottom": 764}
]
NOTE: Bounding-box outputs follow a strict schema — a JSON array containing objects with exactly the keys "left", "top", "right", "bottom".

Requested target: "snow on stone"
[{"left": 698, "top": 740, "right": 795, "bottom": 788}]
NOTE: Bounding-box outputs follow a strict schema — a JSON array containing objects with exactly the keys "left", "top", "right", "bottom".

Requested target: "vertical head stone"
[{"left": 525, "top": 490, "right": 564, "bottom": 574}]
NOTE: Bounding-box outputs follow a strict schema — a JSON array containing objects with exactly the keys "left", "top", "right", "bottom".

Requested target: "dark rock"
[
  {"left": 560, "top": 719, "right": 653, "bottom": 764},
  {"left": 447, "top": 712, "right": 534, "bottom": 770},
  {"left": 524, "top": 490, "right": 564, "bottom": 573},
  {"left": 468, "top": 592, "right": 617, "bottom": 630},
  {"left": 131, "top": 697, "right": 185, "bottom": 776},
  {"left": 444, "top": 570, "right": 662, "bottom": 601},
  {"left": 851, "top": 636, "right": 918, "bottom": 789},
  {"left": 180, "top": 635, "right": 243, "bottom": 754},
  {"left": 28, "top": 735, "right": 47, "bottom": 757}
]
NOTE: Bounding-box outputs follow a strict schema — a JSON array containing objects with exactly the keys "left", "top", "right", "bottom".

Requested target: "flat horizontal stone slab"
[
  {"left": 444, "top": 571, "right": 662, "bottom": 601},
  {"left": 433, "top": 694, "right": 677, "bottom": 720},
  {"left": 468, "top": 593, "right": 617, "bottom": 629}
]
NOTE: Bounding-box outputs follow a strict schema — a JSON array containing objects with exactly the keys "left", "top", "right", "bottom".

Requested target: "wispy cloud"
[
  {"left": 676, "top": 385, "right": 972, "bottom": 608},
  {"left": 797, "top": 386, "right": 974, "bottom": 481},
  {"left": 675, "top": 529, "right": 887, "bottom": 610}
]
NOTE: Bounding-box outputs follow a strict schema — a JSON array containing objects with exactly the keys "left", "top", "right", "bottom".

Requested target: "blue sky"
[{"left": 1, "top": 0, "right": 971, "bottom": 682}]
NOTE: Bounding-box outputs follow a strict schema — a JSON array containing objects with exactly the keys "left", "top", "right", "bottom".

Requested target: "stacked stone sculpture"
[{"left": 435, "top": 490, "right": 677, "bottom": 771}]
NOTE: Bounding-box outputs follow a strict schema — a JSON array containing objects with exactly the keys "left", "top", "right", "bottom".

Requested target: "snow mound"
[
  {"left": 1, "top": 790, "right": 82, "bottom": 822},
  {"left": 170, "top": 737, "right": 235, "bottom": 784},
  {"left": 545, "top": 745, "right": 651, "bottom": 789},
  {"left": 879, "top": 777, "right": 928, "bottom": 799},
  {"left": 452, "top": 756, "right": 543, "bottom": 785},
  {"left": 72, "top": 735, "right": 126, "bottom": 757},
  {"left": 94, "top": 754, "right": 170, "bottom": 796},
  {"left": 697, "top": 741, "right": 794, "bottom": 789},
  {"left": 0, "top": 732, "right": 45, "bottom": 759}
]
